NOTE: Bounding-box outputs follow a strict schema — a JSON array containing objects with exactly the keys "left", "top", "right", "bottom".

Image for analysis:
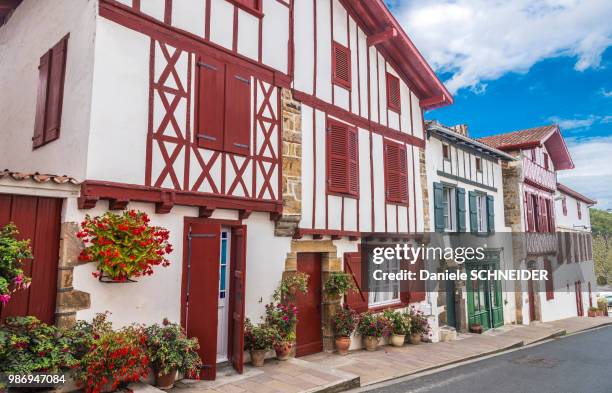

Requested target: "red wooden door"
[
  {"left": 228, "top": 226, "right": 246, "bottom": 374},
  {"left": 0, "top": 194, "right": 62, "bottom": 325},
  {"left": 575, "top": 281, "right": 584, "bottom": 316},
  {"left": 296, "top": 253, "right": 322, "bottom": 357},
  {"left": 183, "top": 222, "right": 220, "bottom": 380},
  {"left": 528, "top": 277, "right": 537, "bottom": 322}
]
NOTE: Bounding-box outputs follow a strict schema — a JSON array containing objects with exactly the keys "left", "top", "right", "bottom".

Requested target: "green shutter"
[
  {"left": 433, "top": 182, "right": 445, "bottom": 232},
  {"left": 457, "top": 187, "right": 466, "bottom": 232},
  {"left": 487, "top": 195, "right": 495, "bottom": 232},
  {"left": 469, "top": 191, "right": 477, "bottom": 233}
]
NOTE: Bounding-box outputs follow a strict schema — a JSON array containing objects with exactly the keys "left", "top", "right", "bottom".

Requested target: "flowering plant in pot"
[
  {"left": 408, "top": 307, "right": 429, "bottom": 344},
  {"left": 144, "top": 319, "right": 202, "bottom": 389},
  {"left": 77, "top": 210, "right": 172, "bottom": 282},
  {"left": 72, "top": 314, "right": 149, "bottom": 393},
  {"left": 244, "top": 319, "right": 277, "bottom": 367},
  {"left": 332, "top": 306, "right": 358, "bottom": 355},
  {"left": 0, "top": 223, "right": 32, "bottom": 306},
  {"left": 324, "top": 273, "right": 355, "bottom": 301},
  {"left": 265, "top": 302, "right": 298, "bottom": 360},
  {"left": 277, "top": 272, "right": 309, "bottom": 301},
  {"left": 357, "top": 312, "right": 390, "bottom": 351},
  {"left": 383, "top": 309, "right": 410, "bottom": 347}
]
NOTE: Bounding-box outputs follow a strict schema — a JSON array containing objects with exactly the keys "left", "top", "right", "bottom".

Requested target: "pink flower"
[
  {"left": 13, "top": 274, "right": 23, "bottom": 285},
  {"left": 0, "top": 294, "right": 11, "bottom": 305}
]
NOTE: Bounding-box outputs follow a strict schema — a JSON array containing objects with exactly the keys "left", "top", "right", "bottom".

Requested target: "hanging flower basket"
[{"left": 77, "top": 210, "right": 173, "bottom": 282}]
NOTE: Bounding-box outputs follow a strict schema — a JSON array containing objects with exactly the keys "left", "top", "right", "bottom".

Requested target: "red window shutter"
[
  {"left": 386, "top": 73, "right": 401, "bottom": 112},
  {"left": 327, "top": 120, "right": 349, "bottom": 194},
  {"left": 410, "top": 257, "right": 425, "bottom": 302},
  {"left": 44, "top": 36, "right": 68, "bottom": 143},
  {"left": 544, "top": 258, "right": 554, "bottom": 300},
  {"left": 33, "top": 51, "right": 51, "bottom": 148},
  {"left": 196, "top": 56, "right": 225, "bottom": 151},
  {"left": 347, "top": 127, "right": 359, "bottom": 196},
  {"left": 224, "top": 65, "right": 251, "bottom": 155},
  {"left": 384, "top": 141, "right": 408, "bottom": 204},
  {"left": 332, "top": 41, "right": 351, "bottom": 89},
  {"left": 344, "top": 252, "right": 368, "bottom": 312},
  {"left": 540, "top": 197, "right": 549, "bottom": 232}
]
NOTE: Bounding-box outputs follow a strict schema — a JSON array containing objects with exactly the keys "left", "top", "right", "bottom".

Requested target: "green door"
[
  {"left": 466, "top": 251, "right": 503, "bottom": 330},
  {"left": 446, "top": 279, "right": 456, "bottom": 328}
]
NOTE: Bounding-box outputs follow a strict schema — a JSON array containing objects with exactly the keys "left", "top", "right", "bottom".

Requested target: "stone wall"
[
  {"left": 419, "top": 147, "right": 430, "bottom": 232},
  {"left": 275, "top": 88, "right": 302, "bottom": 237}
]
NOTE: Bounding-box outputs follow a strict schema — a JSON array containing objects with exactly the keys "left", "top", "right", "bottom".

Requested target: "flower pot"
[
  {"left": 390, "top": 334, "right": 405, "bottom": 347},
  {"left": 251, "top": 349, "right": 267, "bottom": 367},
  {"left": 588, "top": 310, "right": 597, "bottom": 317},
  {"left": 409, "top": 333, "right": 422, "bottom": 345},
  {"left": 335, "top": 336, "right": 351, "bottom": 355},
  {"left": 274, "top": 341, "right": 294, "bottom": 360},
  {"left": 469, "top": 324, "right": 483, "bottom": 334},
  {"left": 363, "top": 336, "right": 379, "bottom": 351},
  {"left": 155, "top": 369, "right": 177, "bottom": 390}
]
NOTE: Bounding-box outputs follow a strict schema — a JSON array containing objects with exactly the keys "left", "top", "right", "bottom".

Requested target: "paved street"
[{"left": 361, "top": 325, "right": 612, "bottom": 393}]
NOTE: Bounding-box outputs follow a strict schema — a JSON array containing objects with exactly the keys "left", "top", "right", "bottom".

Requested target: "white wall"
[
  {"left": 555, "top": 191, "right": 592, "bottom": 230},
  {"left": 0, "top": 0, "right": 96, "bottom": 179}
]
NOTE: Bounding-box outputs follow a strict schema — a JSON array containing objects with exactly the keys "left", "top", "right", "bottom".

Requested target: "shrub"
[
  {"left": 78, "top": 210, "right": 172, "bottom": 281},
  {"left": 333, "top": 306, "right": 359, "bottom": 337},
  {"left": 324, "top": 273, "right": 355, "bottom": 297},
  {"left": 356, "top": 312, "right": 390, "bottom": 338},
  {"left": 265, "top": 302, "right": 298, "bottom": 340},
  {"left": 597, "top": 297, "right": 608, "bottom": 311},
  {"left": 144, "top": 319, "right": 202, "bottom": 378},
  {"left": 276, "top": 272, "right": 309, "bottom": 301},
  {"left": 244, "top": 319, "right": 278, "bottom": 351},
  {"left": 408, "top": 307, "right": 430, "bottom": 336},
  {"left": 0, "top": 223, "right": 32, "bottom": 305},
  {"left": 382, "top": 309, "right": 410, "bottom": 335}
]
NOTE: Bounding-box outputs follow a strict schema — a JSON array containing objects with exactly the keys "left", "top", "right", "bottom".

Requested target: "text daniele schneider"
[{"left": 371, "top": 244, "right": 549, "bottom": 281}]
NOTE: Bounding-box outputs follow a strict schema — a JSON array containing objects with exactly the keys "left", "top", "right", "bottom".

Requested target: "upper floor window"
[
  {"left": 327, "top": 118, "right": 359, "bottom": 196},
  {"left": 332, "top": 41, "right": 351, "bottom": 89},
  {"left": 386, "top": 73, "right": 401, "bottom": 112},
  {"left": 196, "top": 56, "right": 251, "bottom": 155},
  {"left": 443, "top": 186, "right": 456, "bottom": 231},
  {"left": 475, "top": 157, "right": 482, "bottom": 173},
  {"left": 543, "top": 153, "right": 549, "bottom": 170},
  {"left": 433, "top": 183, "right": 466, "bottom": 233},
  {"left": 442, "top": 143, "right": 450, "bottom": 160},
  {"left": 469, "top": 191, "right": 494, "bottom": 233},
  {"left": 475, "top": 194, "right": 487, "bottom": 232},
  {"left": 384, "top": 140, "right": 409, "bottom": 204},
  {"left": 33, "top": 35, "right": 69, "bottom": 149},
  {"left": 577, "top": 201, "right": 582, "bottom": 219}
]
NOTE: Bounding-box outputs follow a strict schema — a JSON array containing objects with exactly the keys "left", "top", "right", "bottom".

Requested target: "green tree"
[{"left": 590, "top": 208, "right": 612, "bottom": 285}]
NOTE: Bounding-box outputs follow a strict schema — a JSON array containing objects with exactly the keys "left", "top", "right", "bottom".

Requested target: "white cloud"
[
  {"left": 602, "top": 88, "right": 612, "bottom": 97},
  {"left": 558, "top": 136, "right": 612, "bottom": 209},
  {"left": 393, "top": 0, "right": 612, "bottom": 93},
  {"left": 548, "top": 114, "right": 611, "bottom": 130}
]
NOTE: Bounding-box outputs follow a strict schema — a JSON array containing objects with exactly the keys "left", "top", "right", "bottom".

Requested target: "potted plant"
[
  {"left": 469, "top": 324, "right": 484, "bottom": 334},
  {"left": 357, "top": 312, "right": 390, "bottom": 351},
  {"left": 588, "top": 306, "right": 599, "bottom": 317},
  {"left": 277, "top": 272, "right": 309, "bottom": 300},
  {"left": 332, "top": 306, "right": 359, "bottom": 355},
  {"left": 597, "top": 297, "right": 608, "bottom": 316},
  {"left": 144, "top": 319, "right": 202, "bottom": 389},
  {"left": 265, "top": 302, "right": 298, "bottom": 360},
  {"left": 383, "top": 309, "right": 410, "bottom": 347},
  {"left": 0, "top": 223, "right": 32, "bottom": 305},
  {"left": 408, "top": 307, "right": 430, "bottom": 344},
  {"left": 324, "top": 272, "right": 355, "bottom": 301},
  {"left": 244, "top": 319, "right": 277, "bottom": 367},
  {"left": 77, "top": 210, "right": 173, "bottom": 282}
]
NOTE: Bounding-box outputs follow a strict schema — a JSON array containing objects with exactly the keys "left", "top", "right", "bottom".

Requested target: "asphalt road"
[{"left": 362, "top": 326, "right": 612, "bottom": 393}]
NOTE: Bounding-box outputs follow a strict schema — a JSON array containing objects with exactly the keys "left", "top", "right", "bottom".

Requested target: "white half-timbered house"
[{"left": 0, "top": 0, "right": 452, "bottom": 379}]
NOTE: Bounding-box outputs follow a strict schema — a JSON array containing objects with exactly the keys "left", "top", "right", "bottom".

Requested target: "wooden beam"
[{"left": 367, "top": 27, "right": 397, "bottom": 46}]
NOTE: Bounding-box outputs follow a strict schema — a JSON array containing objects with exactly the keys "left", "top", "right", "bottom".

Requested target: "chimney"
[{"left": 451, "top": 124, "right": 469, "bottom": 137}]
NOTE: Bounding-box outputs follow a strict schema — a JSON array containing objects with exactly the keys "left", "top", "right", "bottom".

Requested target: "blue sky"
[{"left": 387, "top": 0, "right": 612, "bottom": 210}]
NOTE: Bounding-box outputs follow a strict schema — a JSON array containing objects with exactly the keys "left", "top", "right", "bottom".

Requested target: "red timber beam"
[
  {"left": 78, "top": 180, "right": 282, "bottom": 216},
  {"left": 367, "top": 27, "right": 398, "bottom": 46},
  {"left": 294, "top": 228, "right": 361, "bottom": 241}
]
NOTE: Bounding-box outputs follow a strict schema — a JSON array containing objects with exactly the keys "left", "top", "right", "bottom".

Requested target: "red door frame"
[{"left": 180, "top": 217, "right": 247, "bottom": 379}]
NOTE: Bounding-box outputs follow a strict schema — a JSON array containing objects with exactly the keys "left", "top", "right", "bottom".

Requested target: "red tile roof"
[
  {"left": 477, "top": 125, "right": 557, "bottom": 150},
  {"left": 0, "top": 169, "right": 80, "bottom": 184},
  {"left": 557, "top": 183, "right": 596, "bottom": 205},
  {"left": 0, "top": 0, "right": 22, "bottom": 27}
]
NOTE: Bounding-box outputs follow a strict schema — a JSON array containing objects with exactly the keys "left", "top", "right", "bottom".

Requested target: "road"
[{"left": 362, "top": 325, "right": 612, "bottom": 393}]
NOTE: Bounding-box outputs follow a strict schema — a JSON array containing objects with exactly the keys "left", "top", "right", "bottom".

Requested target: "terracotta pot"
[
  {"left": 588, "top": 310, "right": 596, "bottom": 317},
  {"left": 274, "top": 341, "right": 294, "bottom": 360},
  {"left": 251, "top": 349, "right": 267, "bottom": 367},
  {"left": 335, "top": 336, "right": 351, "bottom": 355},
  {"left": 155, "top": 369, "right": 177, "bottom": 390},
  {"left": 363, "top": 336, "right": 379, "bottom": 351},
  {"left": 469, "top": 325, "right": 483, "bottom": 334},
  {"left": 390, "top": 334, "right": 405, "bottom": 347},
  {"left": 409, "top": 333, "right": 422, "bottom": 345}
]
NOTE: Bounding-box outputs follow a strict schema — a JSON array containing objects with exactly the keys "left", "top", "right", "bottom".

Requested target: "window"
[
  {"left": 543, "top": 153, "right": 549, "bottom": 170},
  {"left": 196, "top": 57, "right": 251, "bottom": 155},
  {"left": 562, "top": 196, "right": 567, "bottom": 215},
  {"left": 33, "top": 35, "right": 69, "bottom": 149},
  {"left": 475, "top": 157, "right": 482, "bottom": 172},
  {"left": 332, "top": 41, "right": 351, "bottom": 89},
  {"left": 475, "top": 194, "right": 487, "bottom": 232},
  {"left": 442, "top": 186, "right": 456, "bottom": 231},
  {"left": 368, "top": 254, "right": 400, "bottom": 307},
  {"left": 384, "top": 141, "right": 409, "bottom": 204},
  {"left": 531, "top": 149, "right": 536, "bottom": 161},
  {"left": 386, "top": 73, "right": 401, "bottom": 112},
  {"left": 442, "top": 144, "right": 450, "bottom": 160},
  {"left": 577, "top": 201, "right": 582, "bottom": 219},
  {"left": 327, "top": 119, "right": 359, "bottom": 196}
]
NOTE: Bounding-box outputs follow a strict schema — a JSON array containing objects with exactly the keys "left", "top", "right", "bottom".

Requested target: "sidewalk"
[{"left": 168, "top": 316, "right": 611, "bottom": 393}]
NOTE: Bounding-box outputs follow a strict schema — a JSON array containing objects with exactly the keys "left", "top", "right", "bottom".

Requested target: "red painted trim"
[
  {"left": 145, "top": 38, "right": 155, "bottom": 187},
  {"left": 366, "top": 27, "right": 397, "bottom": 46},
  {"left": 411, "top": 146, "right": 417, "bottom": 231},
  {"left": 346, "top": 8, "right": 351, "bottom": 113},
  {"left": 80, "top": 180, "right": 282, "bottom": 213},
  {"left": 292, "top": 90, "right": 425, "bottom": 148},
  {"left": 341, "top": 196, "right": 345, "bottom": 231},
  {"left": 295, "top": 228, "right": 360, "bottom": 240},
  {"left": 313, "top": 0, "right": 317, "bottom": 97},
  {"left": 232, "top": 6, "right": 239, "bottom": 52},
  {"left": 287, "top": 0, "right": 294, "bottom": 76},
  {"left": 330, "top": 0, "right": 335, "bottom": 103},
  {"left": 376, "top": 50, "right": 381, "bottom": 124},
  {"left": 226, "top": 0, "right": 264, "bottom": 18},
  {"left": 355, "top": 22, "right": 361, "bottom": 117},
  {"left": 557, "top": 183, "right": 596, "bottom": 205},
  {"left": 205, "top": 0, "right": 211, "bottom": 40},
  {"left": 132, "top": 0, "right": 140, "bottom": 11},
  {"left": 164, "top": 0, "right": 172, "bottom": 24},
  {"left": 311, "top": 108, "right": 317, "bottom": 229},
  {"left": 183, "top": 52, "right": 192, "bottom": 190},
  {"left": 332, "top": 41, "right": 352, "bottom": 90}
]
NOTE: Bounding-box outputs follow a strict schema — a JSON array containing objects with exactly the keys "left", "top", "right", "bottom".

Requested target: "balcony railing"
[
  {"left": 526, "top": 232, "right": 557, "bottom": 256},
  {"left": 522, "top": 156, "right": 556, "bottom": 191}
]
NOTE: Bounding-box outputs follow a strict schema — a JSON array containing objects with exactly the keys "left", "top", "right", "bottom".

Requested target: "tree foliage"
[{"left": 590, "top": 208, "right": 612, "bottom": 285}]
